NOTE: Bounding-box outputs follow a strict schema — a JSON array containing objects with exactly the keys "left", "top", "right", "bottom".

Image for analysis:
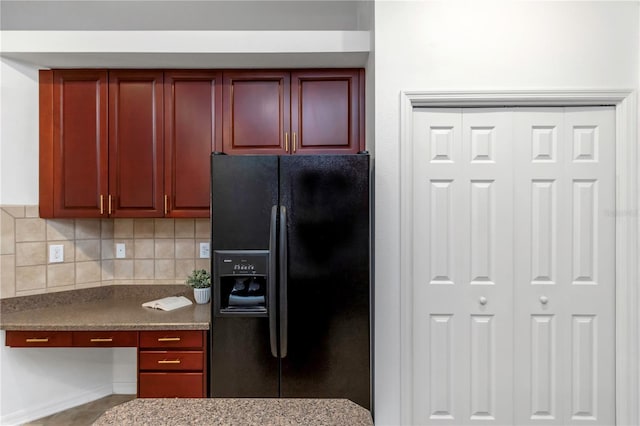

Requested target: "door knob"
[
  {"left": 539, "top": 295, "right": 549, "bottom": 305},
  {"left": 479, "top": 296, "right": 487, "bottom": 305}
]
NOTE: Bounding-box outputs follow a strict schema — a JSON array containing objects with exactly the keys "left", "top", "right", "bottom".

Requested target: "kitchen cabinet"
[
  {"left": 39, "top": 70, "right": 108, "bottom": 218},
  {"left": 109, "top": 70, "right": 164, "bottom": 217},
  {"left": 222, "top": 69, "right": 364, "bottom": 155},
  {"left": 138, "top": 330, "right": 207, "bottom": 398},
  {"left": 164, "top": 71, "right": 222, "bottom": 217}
]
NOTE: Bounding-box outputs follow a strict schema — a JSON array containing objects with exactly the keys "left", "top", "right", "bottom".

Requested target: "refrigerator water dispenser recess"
[{"left": 213, "top": 250, "right": 269, "bottom": 317}]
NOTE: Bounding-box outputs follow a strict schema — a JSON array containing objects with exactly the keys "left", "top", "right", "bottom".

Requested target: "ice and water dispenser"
[{"left": 213, "top": 250, "right": 269, "bottom": 316}]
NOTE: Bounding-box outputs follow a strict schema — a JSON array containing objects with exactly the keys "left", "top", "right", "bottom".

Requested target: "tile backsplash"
[{"left": 0, "top": 205, "right": 210, "bottom": 299}]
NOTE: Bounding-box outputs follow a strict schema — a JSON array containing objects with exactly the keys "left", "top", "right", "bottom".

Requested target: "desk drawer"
[
  {"left": 139, "top": 372, "right": 204, "bottom": 398},
  {"left": 5, "top": 331, "right": 72, "bottom": 347},
  {"left": 139, "top": 330, "right": 203, "bottom": 349},
  {"left": 139, "top": 350, "right": 203, "bottom": 371},
  {"left": 72, "top": 331, "right": 138, "bottom": 347}
]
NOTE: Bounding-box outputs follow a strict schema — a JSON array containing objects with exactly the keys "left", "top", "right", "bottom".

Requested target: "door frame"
[{"left": 398, "top": 90, "right": 638, "bottom": 425}]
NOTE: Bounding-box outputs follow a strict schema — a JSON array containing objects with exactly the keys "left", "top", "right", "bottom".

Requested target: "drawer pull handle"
[
  {"left": 158, "top": 359, "right": 181, "bottom": 364},
  {"left": 157, "top": 337, "right": 181, "bottom": 342},
  {"left": 90, "top": 338, "right": 113, "bottom": 342},
  {"left": 26, "top": 338, "right": 49, "bottom": 343}
]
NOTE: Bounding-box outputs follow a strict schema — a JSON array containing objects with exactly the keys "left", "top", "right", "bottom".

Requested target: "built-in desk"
[{"left": 0, "top": 285, "right": 211, "bottom": 398}]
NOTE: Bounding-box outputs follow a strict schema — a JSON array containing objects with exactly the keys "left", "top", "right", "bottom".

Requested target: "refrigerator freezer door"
[
  {"left": 210, "top": 154, "right": 280, "bottom": 397},
  {"left": 279, "top": 155, "right": 371, "bottom": 409}
]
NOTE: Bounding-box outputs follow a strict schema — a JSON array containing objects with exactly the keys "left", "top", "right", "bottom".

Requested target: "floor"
[{"left": 23, "top": 394, "right": 136, "bottom": 426}]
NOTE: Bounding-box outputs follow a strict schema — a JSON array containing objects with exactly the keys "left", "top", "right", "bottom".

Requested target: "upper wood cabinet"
[
  {"left": 109, "top": 70, "right": 164, "bottom": 218},
  {"left": 39, "top": 70, "right": 108, "bottom": 218},
  {"left": 164, "top": 71, "right": 222, "bottom": 217},
  {"left": 221, "top": 69, "right": 364, "bottom": 155}
]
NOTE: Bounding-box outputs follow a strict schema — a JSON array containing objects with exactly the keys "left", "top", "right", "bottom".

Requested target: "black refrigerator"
[{"left": 210, "top": 153, "right": 371, "bottom": 409}]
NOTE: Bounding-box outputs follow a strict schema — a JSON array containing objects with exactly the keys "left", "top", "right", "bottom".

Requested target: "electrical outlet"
[
  {"left": 49, "top": 244, "right": 64, "bottom": 263},
  {"left": 116, "top": 243, "right": 126, "bottom": 259},
  {"left": 199, "top": 242, "right": 210, "bottom": 259}
]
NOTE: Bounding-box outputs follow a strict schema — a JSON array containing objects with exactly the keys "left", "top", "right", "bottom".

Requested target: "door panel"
[
  {"left": 513, "top": 108, "right": 615, "bottom": 425},
  {"left": 412, "top": 110, "right": 514, "bottom": 424},
  {"left": 52, "top": 70, "right": 108, "bottom": 217},
  {"left": 291, "top": 70, "right": 360, "bottom": 154},
  {"left": 109, "top": 70, "right": 164, "bottom": 217},
  {"left": 222, "top": 71, "right": 289, "bottom": 155},
  {"left": 164, "top": 71, "right": 222, "bottom": 217},
  {"left": 279, "top": 155, "right": 370, "bottom": 409},
  {"left": 412, "top": 107, "right": 615, "bottom": 425}
]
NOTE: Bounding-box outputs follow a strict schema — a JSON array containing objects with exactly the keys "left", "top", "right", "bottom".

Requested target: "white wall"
[
  {"left": 373, "top": 1, "right": 639, "bottom": 424},
  {"left": 0, "top": 59, "right": 39, "bottom": 205}
]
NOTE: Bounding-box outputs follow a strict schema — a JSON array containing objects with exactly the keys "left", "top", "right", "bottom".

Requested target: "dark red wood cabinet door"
[
  {"left": 222, "top": 71, "right": 289, "bottom": 155},
  {"left": 52, "top": 70, "right": 108, "bottom": 217},
  {"left": 109, "top": 70, "right": 164, "bottom": 217},
  {"left": 164, "top": 71, "right": 221, "bottom": 217},
  {"left": 291, "top": 70, "right": 362, "bottom": 154}
]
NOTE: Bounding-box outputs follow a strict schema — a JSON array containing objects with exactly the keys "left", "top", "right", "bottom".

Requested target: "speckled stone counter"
[
  {"left": 0, "top": 285, "right": 210, "bottom": 331},
  {"left": 93, "top": 398, "right": 373, "bottom": 426}
]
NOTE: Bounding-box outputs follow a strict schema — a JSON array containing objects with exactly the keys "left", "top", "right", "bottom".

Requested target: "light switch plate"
[
  {"left": 199, "top": 242, "right": 210, "bottom": 259},
  {"left": 49, "top": 244, "right": 64, "bottom": 263},
  {"left": 116, "top": 243, "right": 126, "bottom": 259}
]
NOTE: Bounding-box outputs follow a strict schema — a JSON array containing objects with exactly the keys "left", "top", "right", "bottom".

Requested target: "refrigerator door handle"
[
  {"left": 269, "top": 205, "right": 278, "bottom": 358},
  {"left": 279, "top": 205, "right": 288, "bottom": 358}
]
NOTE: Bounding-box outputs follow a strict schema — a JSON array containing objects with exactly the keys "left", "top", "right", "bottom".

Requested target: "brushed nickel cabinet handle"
[
  {"left": 108, "top": 195, "right": 112, "bottom": 215},
  {"left": 26, "top": 338, "right": 49, "bottom": 343},
  {"left": 157, "top": 337, "right": 181, "bottom": 342},
  {"left": 90, "top": 338, "right": 113, "bottom": 342},
  {"left": 293, "top": 132, "right": 297, "bottom": 153},
  {"left": 164, "top": 195, "right": 168, "bottom": 215},
  {"left": 285, "top": 132, "right": 289, "bottom": 152},
  {"left": 100, "top": 195, "right": 104, "bottom": 215},
  {"left": 158, "top": 359, "right": 181, "bottom": 364}
]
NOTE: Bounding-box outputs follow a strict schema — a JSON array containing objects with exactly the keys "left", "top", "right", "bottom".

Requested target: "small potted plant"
[{"left": 186, "top": 269, "right": 211, "bottom": 304}]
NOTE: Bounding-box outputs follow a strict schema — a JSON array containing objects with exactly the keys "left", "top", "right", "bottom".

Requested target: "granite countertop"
[
  {"left": 93, "top": 398, "right": 373, "bottom": 426},
  {"left": 0, "top": 285, "right": 210, "bottom": 331}
]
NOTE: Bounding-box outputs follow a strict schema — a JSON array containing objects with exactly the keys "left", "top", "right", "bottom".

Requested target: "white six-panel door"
[{"left": 411, "top": 107, "right": 615, "bottom": 425}]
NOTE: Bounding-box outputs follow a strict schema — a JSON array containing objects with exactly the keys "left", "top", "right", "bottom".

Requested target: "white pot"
[{"left": 193, "top": 287, "right": 211, "bottom": 304}]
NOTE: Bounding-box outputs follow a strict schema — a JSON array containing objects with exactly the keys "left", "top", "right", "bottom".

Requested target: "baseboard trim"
[{"left": 0, "top": 384, "right": 112, "bottom": 426}]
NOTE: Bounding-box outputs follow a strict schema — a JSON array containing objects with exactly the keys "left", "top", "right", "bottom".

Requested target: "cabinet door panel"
[
  {"left": 52, "top": 70, "right": 108, "bottom": 217},
  {"left": 5, "top": 331, "right": 72, "bottom": 347},
  {"left": 291, "top": 70, "right": 361, "bottom": 154},
  {"left": 223, "top": 71, "right": 289, "bottom": 155},
  {"left": 72, "top": 331, "right": 138, "bottom": 347},
  {"left": 139, "top": 372, "right": 204, "bottom": 397},
  {"left": 139, "top": 330, "right": 204, "bottom": 349},
  {"left": 139, "top": 350, "right": 204, "bottom": 371},
  {"left": 164, "top": 71, "right": 221, "bottom": 217},
  {"left": 109, "top": 70, "right": 164, "bottom": 217}
]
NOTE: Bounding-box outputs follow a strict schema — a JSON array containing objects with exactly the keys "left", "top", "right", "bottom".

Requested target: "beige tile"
[
  {"left": 155, "top": 239, "right": 175, "bottom": 259},
  {"left": 16, "top": 242, "right": 46, "bottom": 266},
  {"left": 46, "top": 219, "right": 75, "bottom": 241},
  {"left": 134, "top": 219, "right": 154, "bottom": 238},
  {"left": 75, "top": 281, "right": 103, "bottom": 290},
  {"left": 25, "top": 206, "right": 39, "bottom": 218},
  {"left": 154, "top": 219, "right": 174, "bottom": 238},
  {"left": 75, "top": 219, "right": 101, "bottom": 239},
  {"left": 155, "top": 259, "right": 175, "bottom": 279},
  {"left": 1, "top": 206, "right": 25, "bottom": 218},
  {"left": 47, "top": 263, "right": 75, "bottom": 287},
  {"left": 175, "top": 219, "right": 195, "bottom": 238},
  {"left": 102, "top": 259, "right": 114, "bottom": 281},
  {"left": 16, "top": 265, "right": 46, "bottom": 291},
  {"left": 134, "top": 239, "right": 154, "bottom": 259},
  {"left": 16, "top": 218, "right": 46, "bottom": 242},
  {"left": 195, "top": 219, "right": 210, "bottom": 238},
  {"left": 47, "top": 284, "right": 76, "bottom": 293},
  {"left": 114, "top": 219, "right": 134, "bottom": 238},
  {"left": 102, "top": 239, "right": 114, "bottom": 260},
  {"left": 57, "top": 241, "right": 76, "bottom": 263},
  {"left": 76, "top": 239, "right": 101, "bottom": 261},
  {"left": 1, "top": 255, "right": 16, "bottom": 298},
  {"left": 175, "top": 259, "right": 195, "bottom": 279},
  {"left": 195, "top": 259, "right": 210, "bottom": 272},
  {"left": 114, "top": 259, "right": 134, "bottom": 279},
  {"left": 154, "top": 279, "right": 181, "bottom": 285},
  {"left": 0, "top": 210, "right": 15, "bottom": 255},
  {"left": 134, "top": 260, "right": 154, "bottom": 279},
  {"left": 101, "top": 219, "right": 114, "bottom": 239},
  {"left": 175, "top": 239, "right": 195, "bottom": 259},
  {"left": 76, "top": 261, "right": 102, "bottom": 284}
]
